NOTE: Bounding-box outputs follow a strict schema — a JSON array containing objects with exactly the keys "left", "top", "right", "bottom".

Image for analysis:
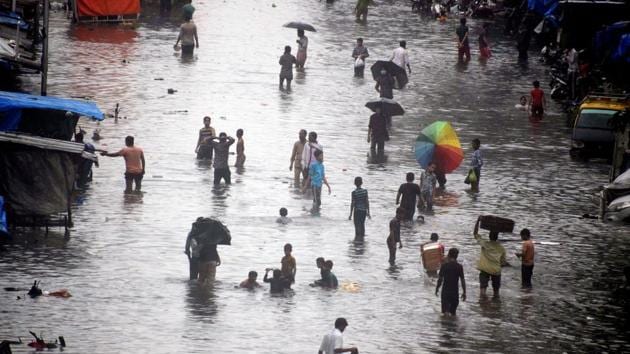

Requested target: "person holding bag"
[{"left": 352, "top": 38, "right": 369, "bottom": 77}]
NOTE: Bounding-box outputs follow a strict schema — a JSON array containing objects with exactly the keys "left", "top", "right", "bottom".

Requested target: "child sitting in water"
[
  {"left": 239, "top": 270, "right": 261, "bottom": 289},
  {"left": 276, "top": 207, "right": 292, "bottom": 224},
  {"left": 515, "top": 95, "right": 528, "bottom": 110}
]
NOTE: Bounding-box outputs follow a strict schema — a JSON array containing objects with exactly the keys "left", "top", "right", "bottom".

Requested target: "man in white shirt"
[
  {"left": 301, "top": 131, "right": 323, "bottom": 181},
  {"left": 318, "top": 318, "right": 359, "bottom": 354},
  {"left": 390, "top": 40, "right": 411, "bottom": 89}
]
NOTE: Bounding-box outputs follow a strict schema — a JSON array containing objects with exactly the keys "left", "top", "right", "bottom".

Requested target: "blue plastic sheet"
[
  {"left": 612, "top": 34, "right": 630, "bottom": 63},
  {"left": 0, "top": 91, "right": 104, "bottom": 131},
  {"left": 0, "top": 11, "right": 30, "bottom": 31},
  {"left": 0, "top": 196, "right": 7, "bottom": 236}
]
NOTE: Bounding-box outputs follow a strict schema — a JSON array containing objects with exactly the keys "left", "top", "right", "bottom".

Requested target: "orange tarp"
[{"left": 76, "top": 0, "right": 140, "bottom": 17}]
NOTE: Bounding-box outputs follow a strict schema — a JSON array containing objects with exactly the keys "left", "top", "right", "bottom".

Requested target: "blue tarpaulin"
[
  {"left": 0, "top": 196, "right": 7, "bottom": 236},
  {"left": 612, "top": 34, "right": 630, "bottom": 63},
  {"left": 595, "top": 21, "right": 630, "bottom": 62},
  {"left": 0, "top": 91, "right": 104, "bottom": 131},
  {"left": 528, "top": 0, "right": 560, "bottom": 28},
  {"left": 0, "top": 11, "right": 30, "bottom": 31}
]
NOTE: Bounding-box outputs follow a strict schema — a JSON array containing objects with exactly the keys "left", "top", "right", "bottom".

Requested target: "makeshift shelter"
[
  {"left": 0, "top": 91, "right": 103, "bottom": 234},
  {"left": 73, "top": 0, "right": 140, "bottom": 23}
]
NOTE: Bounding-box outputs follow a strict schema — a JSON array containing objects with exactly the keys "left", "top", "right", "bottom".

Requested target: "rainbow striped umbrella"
[{"left": 415, "top": 121, "right": 463, "bottom": 173}]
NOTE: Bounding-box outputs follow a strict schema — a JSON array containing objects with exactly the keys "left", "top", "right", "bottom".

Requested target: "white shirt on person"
[
  {"left": 391, "top": 47, "right": 409, "bottom": 69},
  {"left": 319, "top": 328, "right": 343, "bottom": 354},
  {"left": 301, "top": 142, "right": 323, "bottom": 169}
]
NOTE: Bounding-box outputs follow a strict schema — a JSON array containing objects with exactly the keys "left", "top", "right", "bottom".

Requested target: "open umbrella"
[
  {"left": 365, "top": 98, "right": 405, "bottom": 116},
  {"left": 370, "top": 60, "right": 404, "bottom": 81},
  {"left": 415, "top": 121, "right": 463, "bottom": 173},
  {"left": 189, "top": 217, "right": 231, "bottom": 246},
  {"left": 283, "top": 22, "right": 317, "bottom": 32}
]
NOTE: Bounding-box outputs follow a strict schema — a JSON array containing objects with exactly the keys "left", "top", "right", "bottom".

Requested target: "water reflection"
[{"left": 186, "top": 282, "right": 219, "bottom": 322}]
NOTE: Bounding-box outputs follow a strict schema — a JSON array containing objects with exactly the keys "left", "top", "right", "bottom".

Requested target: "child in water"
[
  {"left": 276, "top": 207, "right": 292, "bottom": 224},
  {"left": 239, "top": 271, "right": 261, "bottom": 289},
  {"left": 281, "top": 243, "right": 297, "bottom": 283},
  {"left": 529, "top": 80, "right": 546, "bottom": 120},
  {"left": 515, "top": 96, "right": 528, "bottom": 110},
  {"left": 235, "top": 128, "right": 245, "bottom": 168},
  {"left": 264, "top": 268, "right": 291, "bottom": 293}
]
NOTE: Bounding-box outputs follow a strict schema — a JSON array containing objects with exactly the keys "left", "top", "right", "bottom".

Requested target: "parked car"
[
  {"left": 601, "top": 168, "right": 630, "bottom": 222},
  {"left": 570, "top": 94, "right": 630, "bottom": 160}
]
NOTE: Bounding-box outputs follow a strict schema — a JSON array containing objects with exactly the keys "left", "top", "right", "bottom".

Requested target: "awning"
[
  {"left": 0, "top": 91, "right": 104, "bottom": 132},
  {"left": 0, "top": 131, "right": 98, "bottom": 161}
]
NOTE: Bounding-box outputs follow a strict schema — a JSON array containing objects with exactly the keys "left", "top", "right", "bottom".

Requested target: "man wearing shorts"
[
  {"left": 473, "top": 216, "right": 506, "bottom": 297},
  {"left": 101, "top": 135, "right": 145, "bottom": 194}
]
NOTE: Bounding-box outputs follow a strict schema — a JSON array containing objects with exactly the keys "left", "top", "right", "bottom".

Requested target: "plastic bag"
[
  {"left": 354, "top": 57, "right": 365, "bottom": 67},
  {"left": 464, "top": 169, "right": 477, "bottom": 184}
]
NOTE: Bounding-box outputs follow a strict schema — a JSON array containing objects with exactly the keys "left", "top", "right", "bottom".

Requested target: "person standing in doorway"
[
  {"left": 470, "top": 139, "right": 483, "bottom": 193},
  {"left": 211, "top": 132, "right": 235, "bottom": 185},
  {"left": 349, "top": 176, "right": 370, "bottom": 238},
  {"left": 390, "top": 41, "right": 411, "bottom": 88},
  {"left": 473, "top": 216, "right": 507, "bottom": 297},
  {"left": 296, "top": 29, "right": 308, "bottom": 70},
  {"left": 565, "top": 47, "right": 579, "bottom": 100},
  {"left": 515, "top": 228, "right": 535, "bottom": 288},
  {"left": 235, "top": 129, "right": 245, "bottom": 168},
  {"left": 318, "top": 318, "right": 359, "bottom": 354},
  {"left": 101, "top": 135, "right": 145, "bottom": 194},
  {"left": 396, "top": 172, "right": 421, "bottom": 221},
  {"left": 301, "top": 131, "right": 323, "bottom": 184},
  {"left": 368, "top": 107, "right": 389, "bottom": 156},
  {"left": 174, "top": 18, "right": 199, "bottom": 57},
  {"left": 352, "top": 38, "right": 369, "bottom": 77},
  {"left": 387, "top": 207, "right": 405, "bottom": 265},
  {"left": 303, "top": 150, "right": 331, "bottom": 212},
  {"left": 195, "top": 116, "right": 215, "bottom": 160},
  {"left": 290, "top": 129, "right": 308, "bottom": 187},
  {"left": 436, "top": 248, "right": 467, "bottom": 316},
  {"left": 456, "top": 17, "right": 471, "bottom": 62}
]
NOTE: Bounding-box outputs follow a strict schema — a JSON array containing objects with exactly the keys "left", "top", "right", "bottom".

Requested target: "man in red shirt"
[
  {"left": 101, "top": 136, "right": 146, "bottom": 193},
  {"left": 529, "top": 80, "right": 546, "bottom": 120}
]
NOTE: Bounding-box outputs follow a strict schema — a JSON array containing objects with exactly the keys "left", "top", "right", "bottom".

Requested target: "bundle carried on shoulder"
[
  {"left": 189, "top": 217, "right": 231, "bottom": 245},
  {"left": 479, "top": 215, "right": 514, "bottom": 233}
]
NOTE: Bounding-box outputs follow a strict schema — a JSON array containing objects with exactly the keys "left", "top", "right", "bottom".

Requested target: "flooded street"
[{"left": 2, "top": 0, "right": 629, "bottom": 352}]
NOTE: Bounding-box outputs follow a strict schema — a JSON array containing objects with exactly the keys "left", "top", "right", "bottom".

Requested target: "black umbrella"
[
  {"left": 189, "top": 217, "right": 231, "bottom": 246},
  {"left": 365, "top": 98, "right": 405, "bottom": 116},
  {"left": 283, "top": 21, "right": 317, "bottom": 32},
  {"left": 370, "top": 60, "right": 405, "bottom": 81}
]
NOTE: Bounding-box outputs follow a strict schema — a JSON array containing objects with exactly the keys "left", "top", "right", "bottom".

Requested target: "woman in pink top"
[{"left": 101, "top": 136, "right": 146, "bottom": 193}]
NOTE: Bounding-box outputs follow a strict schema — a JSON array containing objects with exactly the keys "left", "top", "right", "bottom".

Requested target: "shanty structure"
[{"left": 0, "top": 91, "right": 104, "bottom": 235}]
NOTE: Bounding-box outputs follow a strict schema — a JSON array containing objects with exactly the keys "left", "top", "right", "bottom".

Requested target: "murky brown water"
[{"left": 2, "top": 1, "right": 629, "bottom": 353}]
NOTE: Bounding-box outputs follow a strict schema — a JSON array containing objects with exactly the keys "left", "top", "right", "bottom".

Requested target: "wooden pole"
[
  {"left": 11, "top": 0, "right": 16, "bottom": 12},
  {"left": 41, "top": 0, "right": 50, "bottom": 96}
]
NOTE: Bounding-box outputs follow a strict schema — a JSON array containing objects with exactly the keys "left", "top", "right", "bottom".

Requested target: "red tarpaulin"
[{"left": 76, "top": 0, "right": 140, "bottom": 17}]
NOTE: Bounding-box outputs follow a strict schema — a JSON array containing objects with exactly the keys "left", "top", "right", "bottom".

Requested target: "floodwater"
[{"left": 2, "top": 1, "right": 629, "bottom": 353}]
